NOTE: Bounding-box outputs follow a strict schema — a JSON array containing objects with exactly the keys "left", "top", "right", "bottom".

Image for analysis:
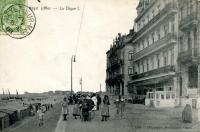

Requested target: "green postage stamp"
[{"left": 0, "top": 0, "right": 36, "bottom": 39}]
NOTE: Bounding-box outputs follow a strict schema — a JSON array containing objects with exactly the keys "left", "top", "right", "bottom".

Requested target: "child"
[
  {"left": 62, "top": 97, "right": 69, "bottom": 121},
  {"left": 37, "top": 107, "right": 44, "bottom": 126}
]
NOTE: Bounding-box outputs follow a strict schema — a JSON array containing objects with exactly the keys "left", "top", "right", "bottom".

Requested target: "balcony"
[
  {"left": 132, "top": 33, "right": 177, "bottom": 62},
  {"left": 131, "top": 65, "right": 175, "bottom": 80},
  {"left": 179, "top": 12, "right": 198, "bottom": 31},
  {"left": 136, "top": 2, "right": 177, "bottom": 39},
  {"left": 178, "top": 48, "right": 200, "bottom": 64},
  {"left": 107, "top": 59, "right": 123, "bottom": 71},
  {"left": 106, "top": 74, "right": 124, "bottom": 85}
]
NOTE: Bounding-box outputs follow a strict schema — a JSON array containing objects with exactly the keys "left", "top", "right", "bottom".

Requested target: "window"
[
  {"left": 138, "top": 23, "right": 141, "bottom": 29},
  {"left": 163, "top": 51, "right": 168, "bottom": 66},
  {"left": 137, "top": 44, "right": 140, "bottom": 52},
  {"left": 128, "top": 51, "right": 134, "bottom": 61},
  {"left": 128, "top": 67, "right": 134, "bottom": 75},
  {"left": 157, "top": 54, "right": 160, "bottom": 68},
  {"left": 170, "top": 48, "right": 174, "bottom": 65},
  {"left": 152, "top": 32, "right": 155, "bottom": 43},
  {"left": 157, "top": 4, "right": 161, "bottom": 12},
  {"left": 152, "top": 10, "right": 155, "bottom": 17},
  {"left": 166, "top": 93, "right": 170, "bottom": 99},
  {"left": 180, "top": 8, "right": 183, "bottom": 19},
  {"left": 171, "top": 22, "right": 175, "bottom": 32},
  {"left": 151, "top": 56, "right": 154, "bottom": 70},
  {"left": 156, "top": 93, "right": 159, "bottom": 99},
  {"left": 164, "top": 25, "right": 168, "bottom": 36},
  {"left": 157, "top": 29, "right": 160, "bottom": 39},
  {"left": 188, "top": 32, "right": 191, "bottom": 50},
  {"left": 146, "top": 36, "right": 149, "bottom": 46},
  {"left": 142, "top": 61, "right": 144, "bottom": 73},
  {"left": 146, "top": 58, "right": 149, "bottom": 71},
  {"left": 161, "top": 94, "right": 164, "bottom": 99},
  {"left": 142, "top": 40, "right": 145, "bottom": 49},
  {"left": 172, "top": 93, "right": 175, "bottom": 99},
  {"left": 147, "top": 15, "right": 150, "bottom": 22},
  {"left": 142, "top": 19, "right": 145, "bottom": 26},
  {"left": 137, "top": 62, "right": 140, "bottom": 73}
]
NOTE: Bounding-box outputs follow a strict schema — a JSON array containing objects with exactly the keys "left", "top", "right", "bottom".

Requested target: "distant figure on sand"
[
  {"left": 62, "top": 97, "right": 69, "bottom": 121},
  {"left": 101, "top": 95, "right": 110, "bottom": 121}
]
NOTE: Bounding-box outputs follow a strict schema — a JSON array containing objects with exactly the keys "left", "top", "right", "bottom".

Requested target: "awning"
[{"left": 128, "top": 73, "right": 175, "bottom": 86}]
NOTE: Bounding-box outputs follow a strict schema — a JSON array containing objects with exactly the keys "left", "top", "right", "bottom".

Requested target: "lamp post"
[
  {"left": 71, "top": 55, "right": 76, "bottom": 94},
  {"left": 80, "top": 77, "right": 82, "bottom": 94}
]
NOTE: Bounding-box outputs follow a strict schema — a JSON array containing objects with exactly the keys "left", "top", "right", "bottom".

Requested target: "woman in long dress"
[
  {"left": 182, "top": 96, "right": 192, "bottom": 123},
  {"left": 101, "top": 95, "right": 110, "bottom": 121},
  {"left": 73, "top": 97, "right": 81, "bottom": 119},
  {"left": 62, "top": 97, "right": 69, "bottom": 121}
]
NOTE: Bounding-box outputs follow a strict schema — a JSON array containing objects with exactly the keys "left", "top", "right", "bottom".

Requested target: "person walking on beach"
[
  {"left": 61, "top": 97, "right": 69, "bottom": 121},
  {"left": 101, "top": 95, "right": 110, "bottom": 121}
]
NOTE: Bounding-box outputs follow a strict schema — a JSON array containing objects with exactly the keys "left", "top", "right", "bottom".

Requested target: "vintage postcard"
[{"left": 0, "top": 0, "right": 200, "bottom": 132}]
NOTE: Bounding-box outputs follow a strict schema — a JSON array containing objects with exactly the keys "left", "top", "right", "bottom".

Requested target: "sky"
[{"left": 0, "top": 0, "right": 139, "bottom": 94}]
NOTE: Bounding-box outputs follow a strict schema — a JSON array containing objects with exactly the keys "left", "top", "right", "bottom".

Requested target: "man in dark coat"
[{"left": 97, "top": 94, "right": 102, "bottom": 110}]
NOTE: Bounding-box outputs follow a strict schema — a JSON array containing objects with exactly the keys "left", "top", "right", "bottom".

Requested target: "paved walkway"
[{"left": 55, "top": 102, "right": 132, "bottom": 132}]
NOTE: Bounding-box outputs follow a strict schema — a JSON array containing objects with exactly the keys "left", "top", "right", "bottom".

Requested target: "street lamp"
[{"left": 71, "top": 55, "right": 76, "bottom": 94}]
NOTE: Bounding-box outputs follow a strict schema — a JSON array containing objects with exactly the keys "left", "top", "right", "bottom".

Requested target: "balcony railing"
[
  {"left": 106, "top": 73, "right": 124, "bottom": 84},
  {"left": 179, "top": 11, "right": 198, "bottom": 30},
  {"left": 136, "top": 2, "right": 177, "bottom": 39},
  {"left": 178, "top": 48, "right": 200, "bottom": 63},
  {"left": 131, "top": 65, "right": 175, "bottom": 80},
  {"left": 132, "top": 33, "right": 177, "bottom": 62}
]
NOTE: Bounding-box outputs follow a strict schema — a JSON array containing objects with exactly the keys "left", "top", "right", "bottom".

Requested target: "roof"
[
  {"left": 0, "top": 112, "right": 8, "bottom": 118},
  {"left": 0, "top": 108, "right": 17, "bottom": 114}
]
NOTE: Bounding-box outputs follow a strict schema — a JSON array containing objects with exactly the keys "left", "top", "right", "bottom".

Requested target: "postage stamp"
[{"left": 0, "top": 0, "right": 36, "bottom": 39}]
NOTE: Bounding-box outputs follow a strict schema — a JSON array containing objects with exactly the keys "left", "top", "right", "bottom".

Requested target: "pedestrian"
[
  {"left": 61, "top": 97, "right": 69, "bottom": 121},
  {"left": 97, "top": 94, "right": 102, "bottom": 111},
  {"left": 101, "top": 95, "right": 110, "bottom": 121},
  {"left": 91, "top": 93, "right": 97, "bottom": 111},
  {"left": 115, "top": 96, "right": 121, "bottom": 116},
  {"left": 37, "top": 107, "right": 44, "bottom": 126},
  {"left": 73, "top": 97, "right": 81, "bottom": 119},
  {"left": 182, "top": 96, "right": 192, "bottom": 123},
  {"left": 121, "top": 97, "right": 126, "bottom": 118},
  {"left": 81, "top": 96, "right": 90, "bottom": 121}
]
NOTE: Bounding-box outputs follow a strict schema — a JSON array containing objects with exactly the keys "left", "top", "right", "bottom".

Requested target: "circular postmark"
[{"left": 1, "top": 4, "right": 36, "bottom": 39}]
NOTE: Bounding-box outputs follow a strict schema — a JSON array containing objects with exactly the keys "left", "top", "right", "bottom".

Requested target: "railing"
[
  {"left": 178, "top": 48, "right": 200, "bottom": 62},
  {"left": 136, "top": 2, "right": 177, "bottom": 39},
  {"left": 179, "top": 11, "right": 198, "bottom": 29},
  {"left": 132, "top": 33, "right": 177, "bottom": 61},
  {"left": 131, "top": 65, "right": 175, "bottom": 80},
  {"left": 106, "top": 73, "right": 124, "bottom": 84},
  {"left": 146, "top": 91, "right": 176, "bottom": 100}
]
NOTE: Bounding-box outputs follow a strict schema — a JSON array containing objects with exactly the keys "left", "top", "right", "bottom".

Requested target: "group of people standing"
[{"left": 61, "top": 93, "right": 111, "bottom": 122}]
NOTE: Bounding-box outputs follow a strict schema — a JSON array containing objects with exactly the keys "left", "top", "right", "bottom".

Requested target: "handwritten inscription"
[{"left": 30, "top": 6, "right": 80, "bottom": 11}]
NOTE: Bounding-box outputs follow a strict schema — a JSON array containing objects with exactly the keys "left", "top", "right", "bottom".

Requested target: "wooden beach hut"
[
  {"left": 0, "top": 112, "right": 9, "bottom": 130},
  {"left": 0, "top": 109, "right": 18, "bottom": 125}
]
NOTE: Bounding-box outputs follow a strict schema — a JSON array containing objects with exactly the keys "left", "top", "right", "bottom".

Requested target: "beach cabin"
[
  {"left": 0, "top": 109, "right": 18, "bottom": 125},
  {"left": 0, "top": 112, "right": 9, "bottom": 130}
]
